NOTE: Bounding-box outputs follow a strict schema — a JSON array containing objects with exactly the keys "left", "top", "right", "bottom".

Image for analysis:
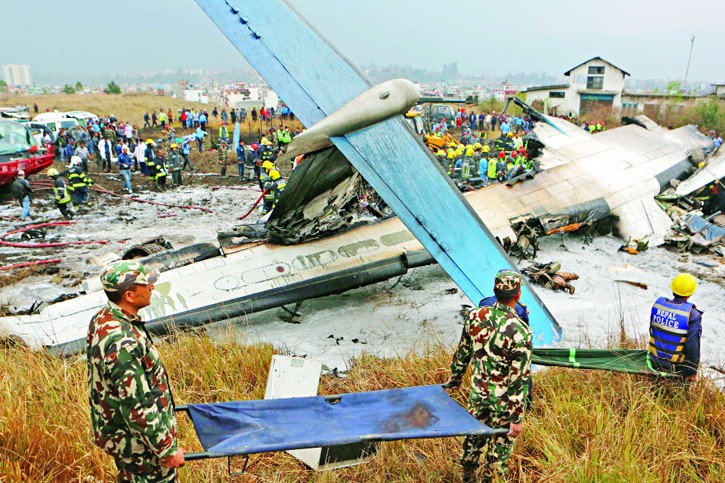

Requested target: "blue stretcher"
[{"left": 179, "top": 385, "right": 504, "bottom": 461}]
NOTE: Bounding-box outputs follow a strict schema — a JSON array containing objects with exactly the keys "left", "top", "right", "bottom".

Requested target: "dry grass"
[
  {"left": 0, "top": 93, "right": 305, "bottom": 141},
  {"left": 0, "top": 329, "right": 723, "bottom": 482}
]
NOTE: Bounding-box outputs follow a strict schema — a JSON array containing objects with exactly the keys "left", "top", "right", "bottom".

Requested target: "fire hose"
[
  {"left": 238, "top": 189, "right": 268, "bottom": 220},
  {"left": 30, "top": 180, "right": 213, "bottom": 213},
  {"left": 0, "top": 221, "right": 108, "bottom": 248},
  {"left": 0, "top": 258, "right": 62, "bottom": 271}
]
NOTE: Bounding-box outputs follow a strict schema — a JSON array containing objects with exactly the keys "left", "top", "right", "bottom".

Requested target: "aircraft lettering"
[
  {"left": 380, "top": 230, "right": 416, "bottom": 247},
  {"left": 291, "top": 250, "right": 337, "bottom": 271},
  {"left": 338, "top": 239, "right": 380, "bottom": 258}
]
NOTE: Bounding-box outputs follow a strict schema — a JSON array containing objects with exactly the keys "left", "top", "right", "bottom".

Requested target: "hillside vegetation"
[{"left": 0, "top": 330, "right": 722, "bottom": 482}]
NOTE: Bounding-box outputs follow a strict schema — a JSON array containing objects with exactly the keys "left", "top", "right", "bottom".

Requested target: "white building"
[
  {"left": 184, "top": 89, "right": 209, "bottom": 104},
  {"left": 2, "top": 64, "right": 32, "bottom": 87},
  {"left": 525, "top": 57, "right": 630, "bottom": 117}
]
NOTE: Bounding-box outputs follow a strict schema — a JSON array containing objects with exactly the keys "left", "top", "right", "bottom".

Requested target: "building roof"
[
  {"left": 564, "top": 57, "right": 630, "bottom": 77},
  {"left": 524, "top": 84, "right": 569, "bottom": 92}
]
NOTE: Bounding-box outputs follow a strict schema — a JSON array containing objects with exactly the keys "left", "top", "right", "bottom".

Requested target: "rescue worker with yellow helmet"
[
  {"left": 648, "top": 273, "right": 703, "bottom": 382},
  {"left": 48, "top": 167, "right": 74, "bottom": 219},
  {"left": 261, "top": 168, "right": 281, "bottom": 215},
  {"left": 270, "top": 169, "right": 286, "bottom": 210}
]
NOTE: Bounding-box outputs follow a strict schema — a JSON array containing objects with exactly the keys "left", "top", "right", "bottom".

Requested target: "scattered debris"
[
  {"left": 615, "top": 280, "right": 648, "bottom": 290},
  {"left": 522, "top": 261, "right": 578, "bottom": 295},
  {"left": 618, "top": 237, "right": 649, "bottom": 255}
]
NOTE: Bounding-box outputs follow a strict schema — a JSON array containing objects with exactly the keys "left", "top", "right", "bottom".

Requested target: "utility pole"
[{"left": 683, "top": 34, "right": 695, "bottom": 93}]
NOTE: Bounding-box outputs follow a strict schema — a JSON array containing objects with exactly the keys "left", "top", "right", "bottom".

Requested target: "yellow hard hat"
[
  {"left": 473, "top": 142, "right": 482, "bottom": 149},
  {"left": 671, "top": 273, "right": 697, "bottom": 297},
  {"left": 507, "top": 132, "right": 514, "bottom": 138},
  {"left": 457, "top": 144, "right": 464, "bottom": 149},
  {"left": 170, "top": 143, "right": 177, "bottom": 148},
  {"left": 146, "top": 138, "right": 153, "bottom": 144},
  {"left": 465, "top": 147, "right": 474, "bottom": 156},
  {"left": 261, "top": 160, "right": 274, "bottom": 171},
  {"left": 436, "top": 149, "right": 445, "bottom": 156},
  {"left": 269, "top": 169, "right": 281, "bottom": 180},
  {"left": 47, "top": 168, "right": 59, "bottom": 177}
]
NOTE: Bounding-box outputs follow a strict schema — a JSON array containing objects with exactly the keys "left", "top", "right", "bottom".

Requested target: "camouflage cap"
[
  {"left": 100, "top": 260, "right": 159, "bottom": 293},
  {"left": 494, "top": 270, "right": 522, "bottom": 293}
]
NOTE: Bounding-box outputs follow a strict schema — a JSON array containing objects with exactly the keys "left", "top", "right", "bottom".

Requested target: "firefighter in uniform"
[
  {"left": 66, "top": 156, "right": 93, "bottom": 205},
  {"left": 48, "top": 168, "right": 74, "bottom": 219},
  {"left": 261, "top": 167, "right": 279, "bottom": 215},
  {"left": 648, "top": 273, "right": 702, "bottom": 382}
]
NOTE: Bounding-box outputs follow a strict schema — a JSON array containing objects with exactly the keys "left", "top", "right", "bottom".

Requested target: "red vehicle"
[{"left": 0, "top": 120, "right": 55, "bottom": 186}]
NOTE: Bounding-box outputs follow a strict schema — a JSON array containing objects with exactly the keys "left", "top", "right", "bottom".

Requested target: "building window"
[
  {"left": 549, "top": 91, "right": 565, "bottom": 98},
  {"left": 588, "top": 66, "right": 605, "bottom": 75},
  {"left": 587, "top": 76, "right": 604, "bottom": 89}
]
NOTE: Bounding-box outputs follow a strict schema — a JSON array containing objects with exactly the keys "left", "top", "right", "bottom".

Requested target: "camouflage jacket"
[
  {"left": 86, "top": 302, "right": 178, "bottom": 461},
  {"left": 217, "top": 146, "right": 229, "bottom": 164},
  {"left": 450, "top": 302, "right": 532, "bottom": 423}
]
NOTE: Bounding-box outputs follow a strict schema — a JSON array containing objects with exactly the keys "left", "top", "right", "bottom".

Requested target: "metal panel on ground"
[{"left": 264, "top": 355, "right": 375, "bottom": 471}]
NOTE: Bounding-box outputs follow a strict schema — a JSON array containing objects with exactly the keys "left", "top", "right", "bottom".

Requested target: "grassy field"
[{"left": 0, "top": 329, "right": 722, "bottom": 482}]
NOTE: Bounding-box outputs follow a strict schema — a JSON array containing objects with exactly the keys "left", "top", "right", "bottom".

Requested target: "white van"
[
  {"left": 66, "top": 110, "right": 99, "bottom": 122},
  {"left": 32, "top": 112, "right": 81, "bottom": 138}
]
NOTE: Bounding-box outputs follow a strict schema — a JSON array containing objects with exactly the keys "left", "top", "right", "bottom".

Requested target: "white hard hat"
[{"left": 70, "top": 155, "right": 82, "bottom": 166}]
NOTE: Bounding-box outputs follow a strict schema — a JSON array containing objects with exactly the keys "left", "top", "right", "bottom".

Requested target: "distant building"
[
  {"left": 2, "top": 64, "right": 32, "bottom": 88},
  {"left": 492, "top": 82, "right": 518, "bottom": 102},
  {"left": 525, "top": 57, "right": 630, "bottom": 117},
  {"left": 184, "top": 89, "right": 209, "bottom": 104},
  {"left": 714, "top": 84, "right": 725, "bottom": 97}
]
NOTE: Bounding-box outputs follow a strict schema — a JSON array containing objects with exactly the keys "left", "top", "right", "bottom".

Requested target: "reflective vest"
[
  {"left": 649, "top": 297, "right": 691, "bottom": 363},
  {"left": 487, "top": 158, "right": 497, "bottom": 179},
  {"left": 461, "top": 159, "right": 471, "bottom": 179},
  {"left": 68, "top": 168, "right": 91, "bottom": 190},
  {"left": 263, "top": 180, "right": 277, "bottom": 202},
  {"left": 219, "top": 126, "right": 228, "bottom": 139},
  {"left": 274, "top": 180, "right": 286, "bottom": 206},
  {"left": 260, "top": 149, "right": 275, "bottom": 161},
  {"left": 54, "top": 184, "right": 71, "bottom": 204}
]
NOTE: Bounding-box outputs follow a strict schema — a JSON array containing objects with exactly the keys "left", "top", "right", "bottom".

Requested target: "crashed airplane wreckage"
[{"left": 0, "top": 0, "right": 717, "bottom": 365}]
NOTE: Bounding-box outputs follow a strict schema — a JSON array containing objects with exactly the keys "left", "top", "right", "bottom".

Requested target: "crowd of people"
[{"left": 13, "top": 105, "right": 303, "bottom": 221}]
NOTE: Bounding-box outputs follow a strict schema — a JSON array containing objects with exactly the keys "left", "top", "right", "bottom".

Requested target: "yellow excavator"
[{"left": 404, "top": 111, "right": 461, "bottom": 152}]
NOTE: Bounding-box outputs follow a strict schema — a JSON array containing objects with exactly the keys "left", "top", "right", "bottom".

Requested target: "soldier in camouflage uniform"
[
  {"left": 446, "top": 270, "right": 533, "bottom": 483},
  {"left": 218, "top": 140, "right": 229, "bottom": 176},
  {"left": 87, "top": 261, "right": 185, "bottom": 482}
]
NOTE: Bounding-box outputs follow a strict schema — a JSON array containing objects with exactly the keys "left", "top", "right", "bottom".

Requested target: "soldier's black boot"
[{"left": 462, "top": 463, "right": 478, "bottom": 483}]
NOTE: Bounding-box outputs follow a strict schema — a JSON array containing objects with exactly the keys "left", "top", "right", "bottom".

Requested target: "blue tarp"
[{"left": 184, "top": 385, "right": 502, "bottom": 458}]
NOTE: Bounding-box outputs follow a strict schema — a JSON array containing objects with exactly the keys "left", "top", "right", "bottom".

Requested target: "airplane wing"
[{"left": 194, "top": 0, "right": 561, "bottom": 344}]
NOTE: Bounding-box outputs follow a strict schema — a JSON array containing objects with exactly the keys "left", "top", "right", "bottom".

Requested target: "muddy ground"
[{"left": 1, "top": 151, "right": 724, "bottom": 385}]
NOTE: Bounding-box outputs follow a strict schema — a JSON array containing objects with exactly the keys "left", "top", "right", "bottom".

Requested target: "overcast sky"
[{"left": 2, "top": 0, "right": 723, "bottom": 83}]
